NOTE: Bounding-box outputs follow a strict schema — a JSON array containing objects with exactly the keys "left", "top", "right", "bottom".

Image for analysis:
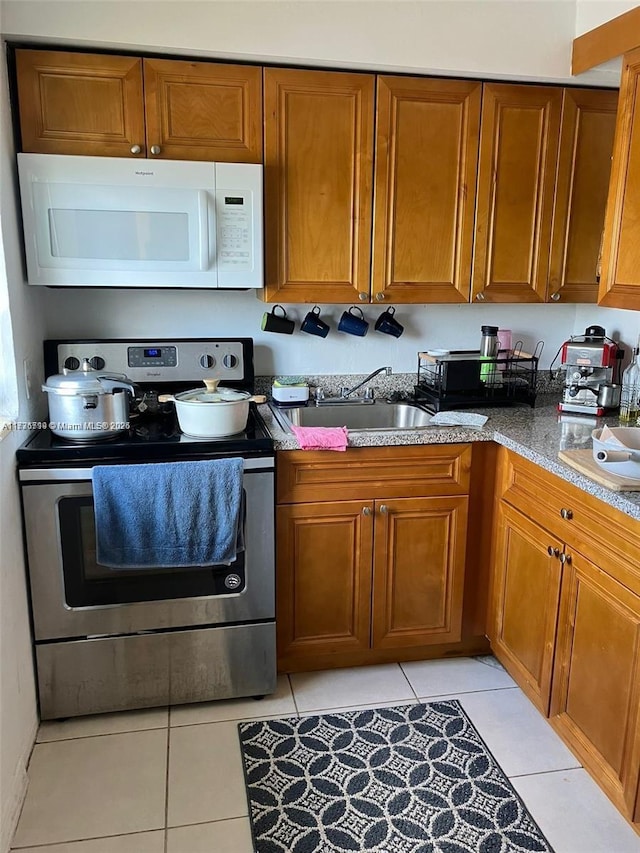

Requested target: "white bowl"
[{"left": 592, "top": 427, "right": 640, "bottom": 479}]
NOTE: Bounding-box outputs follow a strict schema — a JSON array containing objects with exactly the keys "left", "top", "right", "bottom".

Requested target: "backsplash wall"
[{"left": 40, "top": 288, "right": 580, "bottom": 374}]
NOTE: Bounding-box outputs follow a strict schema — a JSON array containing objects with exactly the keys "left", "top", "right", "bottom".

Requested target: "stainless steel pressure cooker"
[{"left": 42, "top": 360, "right": 136, "bottom": 441}]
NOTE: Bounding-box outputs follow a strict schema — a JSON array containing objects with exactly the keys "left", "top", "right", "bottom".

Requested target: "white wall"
[
  {"left": 42, "top": 288, "right": 576, "bottom": 373},
  {"left": 2, "top": 0, "right": 588, "bottom": 83},
  {"left": 0, "top": 29, "right": 43, "bottom": 853}
]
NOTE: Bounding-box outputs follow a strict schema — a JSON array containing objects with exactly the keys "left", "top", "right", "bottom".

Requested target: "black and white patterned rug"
[{"left": 238, "top": 700, "right": 554, "bottom": 853}]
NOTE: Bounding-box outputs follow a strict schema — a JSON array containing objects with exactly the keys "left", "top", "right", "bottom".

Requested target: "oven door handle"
[{"left": 19, "top": 456, "right": 275, "bottom": 482}]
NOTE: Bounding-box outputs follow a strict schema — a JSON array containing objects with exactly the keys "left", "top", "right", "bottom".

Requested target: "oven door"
[{"left": 20, "top": 458, "right": 274, "bottom": 641}]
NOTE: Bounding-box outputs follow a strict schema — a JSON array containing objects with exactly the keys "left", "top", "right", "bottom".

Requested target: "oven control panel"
[{"left": 50, "top": 339, "right": 247, "bottom": 384}]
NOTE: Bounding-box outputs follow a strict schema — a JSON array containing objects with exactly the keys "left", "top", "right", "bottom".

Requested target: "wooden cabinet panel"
[
  {"left": 372, "top": 77, "right": 481, "bottom": 303},
  {"left": 499, "top": 449, "right": 640, "bottom": 590},
  {"left": 490, "top": 503, "right": 563, "bottom": 714},
  {"left": 599, "top": 47, "right": 640, "bottom": 309},
  {"left": 472, "top": 83, "right": 562, "bottom": 303},
  {"left": 143, "top": 59, "right": 262, "bottom": 162},
  {"left": 372, "top": 496, "right": 467, "bottom": 649},
  {"left": 276, "top": 445, "right": 472, "bottom": 504},
  {"left": 263, "top": 68, "right": 375, "bottom": 303},
  {"left": 16, "top": 49, "right": 145, "bottom": 157},
  {"left": 551, "top": 552, "right": 640, "bottom": 818},
  {"left": 276, "top": 501, "right": 373, "bottom": 664},
  {"left": 549, "top": 88, "right": 617, "bottom": 303}
]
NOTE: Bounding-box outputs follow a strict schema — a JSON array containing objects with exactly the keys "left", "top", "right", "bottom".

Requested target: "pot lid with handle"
[
  {"left": 173, "top": 385, "right": 259, "bottom": 404},
  {"left": 43, "top": 360, "right": 135, "bottom": 396}
]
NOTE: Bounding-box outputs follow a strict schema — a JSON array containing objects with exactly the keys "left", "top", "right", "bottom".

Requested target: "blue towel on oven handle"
[{"left": 92, "top": 457, "right": 244, "bottom": 569}]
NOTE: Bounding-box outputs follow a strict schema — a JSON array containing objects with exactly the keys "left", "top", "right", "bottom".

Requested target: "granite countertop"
[{"left": 259, "top": 394, "right": 640, "bottom": 521}]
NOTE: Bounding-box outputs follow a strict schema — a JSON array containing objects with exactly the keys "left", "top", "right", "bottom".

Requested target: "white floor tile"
[
  {"left": 170, "top": 675, "right": 296, "bottom": 726},
  {"left": 167, "top": 721, "right": 248, "bottom": 827},
  {"left": 37, "top": 708, "right": 168, "bottom": 742},
  {"left": 12, "top": 731, "right": 167, "bottom": 848},
  {"left": 401, "top": 656, "right": 515, "bottom": 697},
  {"left": 297, "top": 698, "right": 417, "bottom": 718},
  {"left": 512, "top": 768, "right": 640, "bottom": 853},
  {"left": 457, "top": 688, "right": 581, "bottom": 777},
  {"left": 290, "top": 664, "right": 414, "bottom": 713},
  {"left": 167, "top": 818, "right": 254, "bottom": 853},
  {"left": 11, "top": 831, "right": 165, "bottom": 853}
]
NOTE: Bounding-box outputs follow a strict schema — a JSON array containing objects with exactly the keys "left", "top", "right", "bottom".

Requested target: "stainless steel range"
[{"left": 17, "top": 338, "right": 275, "bottom": 719}]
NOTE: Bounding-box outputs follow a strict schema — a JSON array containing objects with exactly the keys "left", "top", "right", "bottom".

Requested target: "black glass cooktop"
[{"left": 16, "top": 405, "right": 273, "bottom": 466}]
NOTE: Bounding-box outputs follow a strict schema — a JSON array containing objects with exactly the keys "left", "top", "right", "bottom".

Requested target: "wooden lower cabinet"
[
  {"left": 492, "top": 448, "right": 640, "bottom": 833},
  {"left": 490, "top": 503, "right": 563, "bottom": 715},
  {"left": 275, "top": 444, "right": 487, "bottom": 671},
  {"left": 276, "top": 500, "right": 374, "bottom": 659},
  {"left": 550, "top": 552, "right": 640, "bottom": 821},
  {"left": 371, "top": 496, "right": 468, "bottom": 649},
  {"left": 277, "top": 495, "right": 468, "bottom": 667}
]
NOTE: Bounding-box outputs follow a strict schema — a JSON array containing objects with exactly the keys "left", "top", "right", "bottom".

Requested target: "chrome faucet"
[{"left": 340, "top": 366, "right": 392, "bottom": 398}]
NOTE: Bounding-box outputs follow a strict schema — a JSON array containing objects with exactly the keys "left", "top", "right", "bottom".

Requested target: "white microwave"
[{"left": 17, "top": 153, "right": 263, "bottom": 288}]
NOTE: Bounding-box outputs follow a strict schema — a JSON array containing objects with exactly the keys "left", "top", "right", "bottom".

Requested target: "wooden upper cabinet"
[
  {"left": 548, "top": 88, "right": 618, "bottom": 304},
  {"left": 263, "top": 67, "right": 375, "bottom": 303},
  {"left": 372, "top": 77, "right": 481, "bottom": 304},
  {"left": 599, "top": 47, "right": 640, "bottom": 309},
  {"left": 142, "top": 59, "right": 262, "bottom": 162},
  {"left": 472, "top": 83, "right": 563, "bottom": 303},
  {"left": 15, "top": 49, "right": 262, "bottom": 162},
  {"left": 15, "top": 49, "right": 145, "bottom": 157}
]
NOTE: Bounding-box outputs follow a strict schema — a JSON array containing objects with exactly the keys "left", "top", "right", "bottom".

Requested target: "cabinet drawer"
[
  {"left": 277, "top": 445, "right": 472, "bottom": 503},
  {"left": 500, "top": 450, "right": 640, "bottom": 584}
]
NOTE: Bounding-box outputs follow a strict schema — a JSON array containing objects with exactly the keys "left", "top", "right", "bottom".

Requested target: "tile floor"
[{"left": 10, "top": 657, "right": 640, "bottom": 853}]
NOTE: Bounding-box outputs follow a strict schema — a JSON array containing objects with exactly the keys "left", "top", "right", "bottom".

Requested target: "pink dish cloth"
[{"left": 291, "top": 425, "right": 349, "bottom": 451}]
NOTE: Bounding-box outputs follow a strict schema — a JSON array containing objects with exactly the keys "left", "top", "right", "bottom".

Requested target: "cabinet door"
[
  {"left": 263, "top": 68, "right": 375, "bottom": 303},
  {"left": 371, "top": 496, "right": 468, "bottom": 649},
  {"left": 599, "top": 47, "right": 640, "bottom": 309},
  {"left": 372, "top": 77, "right": 481, "bottom": 303},
  {"left": 143, "top": 59, "right": 262, "bottom": 162},
  {"left": 548, "top": 88, "right": 617, "bottom": 304},
  {"left": 472, "top": 83, "right": 563, "bottom": 303},
  {"left": 15, "top": 49, "right": 145, "bottom": 157},
  {"left": 551, "top": 551, "right": 640, "bottom": 819},
  {"left": 490, "top": 503, "right": 563, "bottom": 715},
  {"left": 276, "top": 501, "right": 373, "bottom": 667}
]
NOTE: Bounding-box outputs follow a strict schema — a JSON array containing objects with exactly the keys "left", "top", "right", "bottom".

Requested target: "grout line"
[
  {"left": 36, "top": 724, "right": 170, "bottom": 744},
  {"left": 10, "top": 828, "right": 166, "bottom": 850},
  {"left": 508, "top": 765, "right": 584, "bottom": 780},
  {"left": 167, "top": 815, "right": 252, "bottom": 831},
  {"left": 287, "top": 673, "right": 301, "bottom": 716},
  {"left": 397, "top": 661, "right": 420, "bottom": 700},
  {"left": 163, "top": 724, "right": 170, "bottom": 851}
]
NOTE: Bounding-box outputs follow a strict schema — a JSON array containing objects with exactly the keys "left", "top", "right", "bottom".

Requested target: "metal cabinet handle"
[
  {"left": 476, "top": 292, "right": 485, "bottom": 301},
  {"left": 559, "top": 553, "right": 572, "bottom": 565},
  {"left": 375, "top": 292, "right": 385, "bottom": 302},
  {"left": 547, "top": 546, "right": 560, "bottom": 558},
  {"left": 130, "top": 144, "right": 142, "bottom": 155},
  {"left": 362, "top": 506, "right": 372, "bottom": 516},
  {"left": 560, "top": 508, "right": 573, "bottom": 520},
  {"left": 358, "top": 292, "right": 368, "bottom": 302},
  {"left": 379, "top": 504, "right": 388, "bottom": 514},
  {"left": 150, "top": 145, "right": 162, "bottom": 155},
  {"left": 550, "top": 292, "right": 561, "bottom": 302}
]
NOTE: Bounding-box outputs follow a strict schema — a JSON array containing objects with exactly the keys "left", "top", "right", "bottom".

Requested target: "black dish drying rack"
[{"left": 414, "top": 342, "right": 543, "bottom": 412}]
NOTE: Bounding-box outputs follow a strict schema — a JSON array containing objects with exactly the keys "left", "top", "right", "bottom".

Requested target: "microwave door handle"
[{"left": 198, "top": 190, "right": 213, "bottom": 271}]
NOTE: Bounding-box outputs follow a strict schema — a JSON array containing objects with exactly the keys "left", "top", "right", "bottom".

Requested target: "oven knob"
[
  {"left": 223, "top": 354, "right": 238, "bottom": 369},
  {"left": 64, "top": 356, "right": 80, "bottom": 371},
  {"left": 89, "top": 356, "right": 105, "bottom": 371},
  {"left": 200, "top": 354, "right": 216, "bottom": 369},
  {"left": 224, "top": 573, "right": 242, "bottom": 590}
]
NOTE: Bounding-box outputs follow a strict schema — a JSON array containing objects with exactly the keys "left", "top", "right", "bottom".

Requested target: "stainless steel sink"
[{"left": 269, "top": 401, "right": 435, "bottom": 433}]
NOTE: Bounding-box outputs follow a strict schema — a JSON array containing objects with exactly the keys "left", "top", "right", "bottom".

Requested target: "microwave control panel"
[{"left": 216, "top": 191, "right": 253, "bottom": 270}]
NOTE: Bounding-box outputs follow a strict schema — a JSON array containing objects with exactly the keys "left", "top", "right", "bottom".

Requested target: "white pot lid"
[{"left": 174, "top": 387, "right": 252, "bottom": 404}]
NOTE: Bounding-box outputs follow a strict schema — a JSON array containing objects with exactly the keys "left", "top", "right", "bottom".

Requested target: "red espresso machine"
[{"left": 558, "top": 326, "right": 622, "bottom": 416}]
